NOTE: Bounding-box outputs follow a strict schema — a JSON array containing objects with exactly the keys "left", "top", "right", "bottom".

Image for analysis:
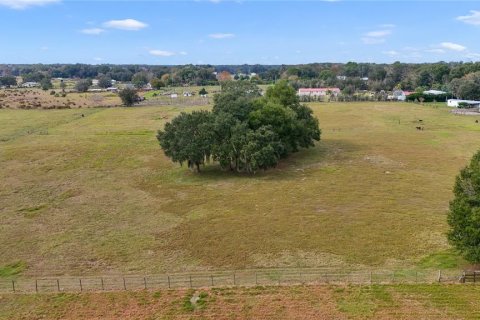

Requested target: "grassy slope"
[
  {"left": 1, "top": 284, "right": 480, "bottom": 319},
  {"left": 1, "top": 102, "right": 479, "bottom": 276}
]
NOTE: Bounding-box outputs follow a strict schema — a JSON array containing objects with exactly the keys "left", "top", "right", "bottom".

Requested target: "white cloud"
[
  {"left": 103, "top": 19, "right": 148, "bottom": 31},
  {"left": 93, "top": 57, "right": 103, "bottom": 61},
  {"left": 361, "top": 37, "right": 386, "bottom": 45},
  {"left": 209, "top": 33, "right": 235, "bottom": 39},
  {"left": 440, "top": 42, "right": 467, "bottom": 51},
  {"left": 382, "top": 50, "right": 399, "bottom": 56},
  {"left": 362, "top": 29, "right": 392, "bottom": 45},
  {"left": 464, "top": 52, "right": 480, "bottom": 60},
  {"left": 179, "top": 51, "right": 188, "bottom": 56},
  {"left": 0, "top": 0, "right": 59, "bottom": 9},
  {"left": 365, "top": 30, "right": 391, "bottom": 38},
  {"left": 149, "top": 50, "right": 176, "bottom": 57},
  {"left": 426, "top": 48, "right": 446, "bottom": 54},
  {"left": 379, "top": 24, "right": 396, "bottom": 29},
  {"left": 457, "top": 10, "right": 480, "bottom": 26},
  {"left": 81, "top": 28, "right": 105, "bottom": 35}
]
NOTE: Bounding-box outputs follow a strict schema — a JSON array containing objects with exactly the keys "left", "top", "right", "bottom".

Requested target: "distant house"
[
  {"left": 447, "top": 99, "right": 480, "bottom": 108},
  {"left": 170, "top": 93, "right": 178, "bottom": 98},
  {"left": 424, "top": 90, "right": 446, "bottom": 95},
  {"left": 92, "top": 79, "right": 99, "bottom": 86},
  {"left": 22, "top": 81, "right": 39, "bottom": 88},
  {"left": 298, "top": 88, "right": 341, "bottom": 97},
  {"left": 392, "top": 90, "right": 406, "bottom": 101},
  {"left": 106, "top": 87, "right": 118, "bottom": 93},
  {"left": 389, "top": 90, "right": 415, "bottom": 101},
  {"left": 183, "top": 91, "right": 192, "bottom": 97}
]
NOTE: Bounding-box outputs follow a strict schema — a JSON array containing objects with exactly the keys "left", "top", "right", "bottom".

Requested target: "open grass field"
[
  {"left": 1, "top": 284, "right": 480, "bottom": 319},
  {"left": 1, "top": 101, "right": 480, "bottom": 277}
]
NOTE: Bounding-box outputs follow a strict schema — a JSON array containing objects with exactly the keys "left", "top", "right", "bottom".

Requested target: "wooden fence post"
[
  {"left": 438, "top": 270, "right": 442, "bottom": 283},
  {"left": 11, "top": 280, "right": 15, "bottom": 293},
  {"left": 123, "top": 277, "right": 127, "bottom": 290},
  {"left": 79, "top": 279, "right": 83, "bottom": 292},
  {"left": 167, "top": 276, "right": 171, "bottom": 289},
  {"left": 144, "top": 277, "right": 147, "bottom": 290},
  {"left": 233, "top": 273, "right": 236, "bottom": 286},
  {"left": 210, "top": 275, "right": 214, "bottom": 286},
  {"left": 189, "top": 275, "right": 193, "bottom": 288},
  {"left": 101, "top": 278, "right": 104, "bottom": 290},
  {"left": 35, "top": 279, "right": 38, "bottom": 293},
  {"left": 57, "top": 279, "right": 60, "bottom": 292},
  {"left": 255, "top": 272, "right": 258, "bottom": 285}
]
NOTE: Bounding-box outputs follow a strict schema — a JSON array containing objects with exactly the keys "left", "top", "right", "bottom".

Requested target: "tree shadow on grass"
[{"left": 172, "top": 139, "right": 363, "bottom": 183}]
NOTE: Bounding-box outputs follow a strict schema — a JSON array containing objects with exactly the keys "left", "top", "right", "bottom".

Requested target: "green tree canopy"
[
  {"left": 118, "top": 88, "right": 139, "bottom": 107},
  {"left": 75, "top": 79, "right": 91, "bottom": 92},
  {"left": 0, "top": 76, "right": 17, "bottom": 87},
  {"left": 150, "top": 78, "right": 165, "bottom": 90},
  {"left": 40, "top": 78, "right": 53, "bottom": 91},
  {"left": 132, "top": 72, "right": 149, "bottom": 89},
  {"left": 98, "top": 75, "right": 112, "bottom": 88},
  {"left": 157, "top": 111, "right": 214, "bottom": 172},
  {"left": 157, "top": 81, "right": 321, "bottom": 173},
  {"left": 448, "top": 150, "right": 480, "bottom": 263}
]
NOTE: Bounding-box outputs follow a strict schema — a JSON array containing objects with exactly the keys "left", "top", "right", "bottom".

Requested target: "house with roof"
[
  {"left": 424, "top": 90, "right": 446, "bottom": 95},
  {"left": 298, "top": 88, "right": 341, "bottom": 97},
  {"left": 447, "top": 99, "right": 480, "bottom": 108},
  {"left": 21, "top": 81, "right": 39, "bottom": 88}
]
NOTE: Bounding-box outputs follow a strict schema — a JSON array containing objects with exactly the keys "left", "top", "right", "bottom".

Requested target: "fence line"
[{"left": 0, "top": 268, "right": 465, "bottom": 294}]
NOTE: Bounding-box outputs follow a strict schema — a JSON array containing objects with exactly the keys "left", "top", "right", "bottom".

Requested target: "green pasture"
[{"left": 1, "top": 102, "right": 479, "bottom": 276}]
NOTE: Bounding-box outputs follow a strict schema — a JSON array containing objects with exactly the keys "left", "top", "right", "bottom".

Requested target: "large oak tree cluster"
[
  {"left": 448, "top": 150, "right": 480, "bottom": 264},
  {"left": 156, "top": 81, "right": 321, "bottom": 173}
]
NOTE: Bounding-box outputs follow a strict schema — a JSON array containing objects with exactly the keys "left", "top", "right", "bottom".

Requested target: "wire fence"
[{"left": 0, "top": 268, "right": 466, "bottom": 294}]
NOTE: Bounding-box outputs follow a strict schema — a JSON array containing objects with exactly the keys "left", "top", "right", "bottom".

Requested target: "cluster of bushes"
[
  {"left": 157, "top": 81, "right": 321, "bottom": 173},
  {"left": 405, "top": 92, "right": 449, "bottom": 103}
]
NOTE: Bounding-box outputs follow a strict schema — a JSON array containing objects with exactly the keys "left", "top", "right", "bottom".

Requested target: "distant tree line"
[
  {"left": 157, "top": 81, "right": 321, "bottom": 173},
  {"left": 2, "top": 61, "right": 480, "bottom": 99}
]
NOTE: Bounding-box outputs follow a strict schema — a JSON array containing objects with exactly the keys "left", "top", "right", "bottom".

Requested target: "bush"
[{"left": 118, "top": 88, "right": 139, "bottom": 106}]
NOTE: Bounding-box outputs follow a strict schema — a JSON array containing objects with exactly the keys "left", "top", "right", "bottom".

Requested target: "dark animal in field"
[
  {"left": 81, "top": 114, "right": 84, "bottom": 117},
  {"left": 418, "top": 119, "right": 423, "bottom": 122},
  {"left": 476, "top": 120, "right": 478, "bottom": 123},
  {"left": 416, "top": 126, "right": 424, "bottom": 131}
]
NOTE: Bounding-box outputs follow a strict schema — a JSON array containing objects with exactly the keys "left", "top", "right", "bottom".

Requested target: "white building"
[
  {"left": 424, "top": 90, "right": 446, "bottom": 95},
  {"left": 21, "top": 82, "right": 39, "bottom": 88},
  {"left": 447, "top": 99, "right": 480, "bottom": 108},
  {"left": 298, "top": 88, "right": 341, "bottom": 97}
]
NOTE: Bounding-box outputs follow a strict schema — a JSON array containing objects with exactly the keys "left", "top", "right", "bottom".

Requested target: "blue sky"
[{"left": 1, "top": 0, "right": 480, "bottom": 64}]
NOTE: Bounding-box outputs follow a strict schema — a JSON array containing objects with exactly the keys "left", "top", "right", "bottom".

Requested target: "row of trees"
[
  {"left": 3, "top": 61, "right": 480, "bottom": 94},
  {"left": 157, "top": 81, "right": 320, "bottom": 173}
]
